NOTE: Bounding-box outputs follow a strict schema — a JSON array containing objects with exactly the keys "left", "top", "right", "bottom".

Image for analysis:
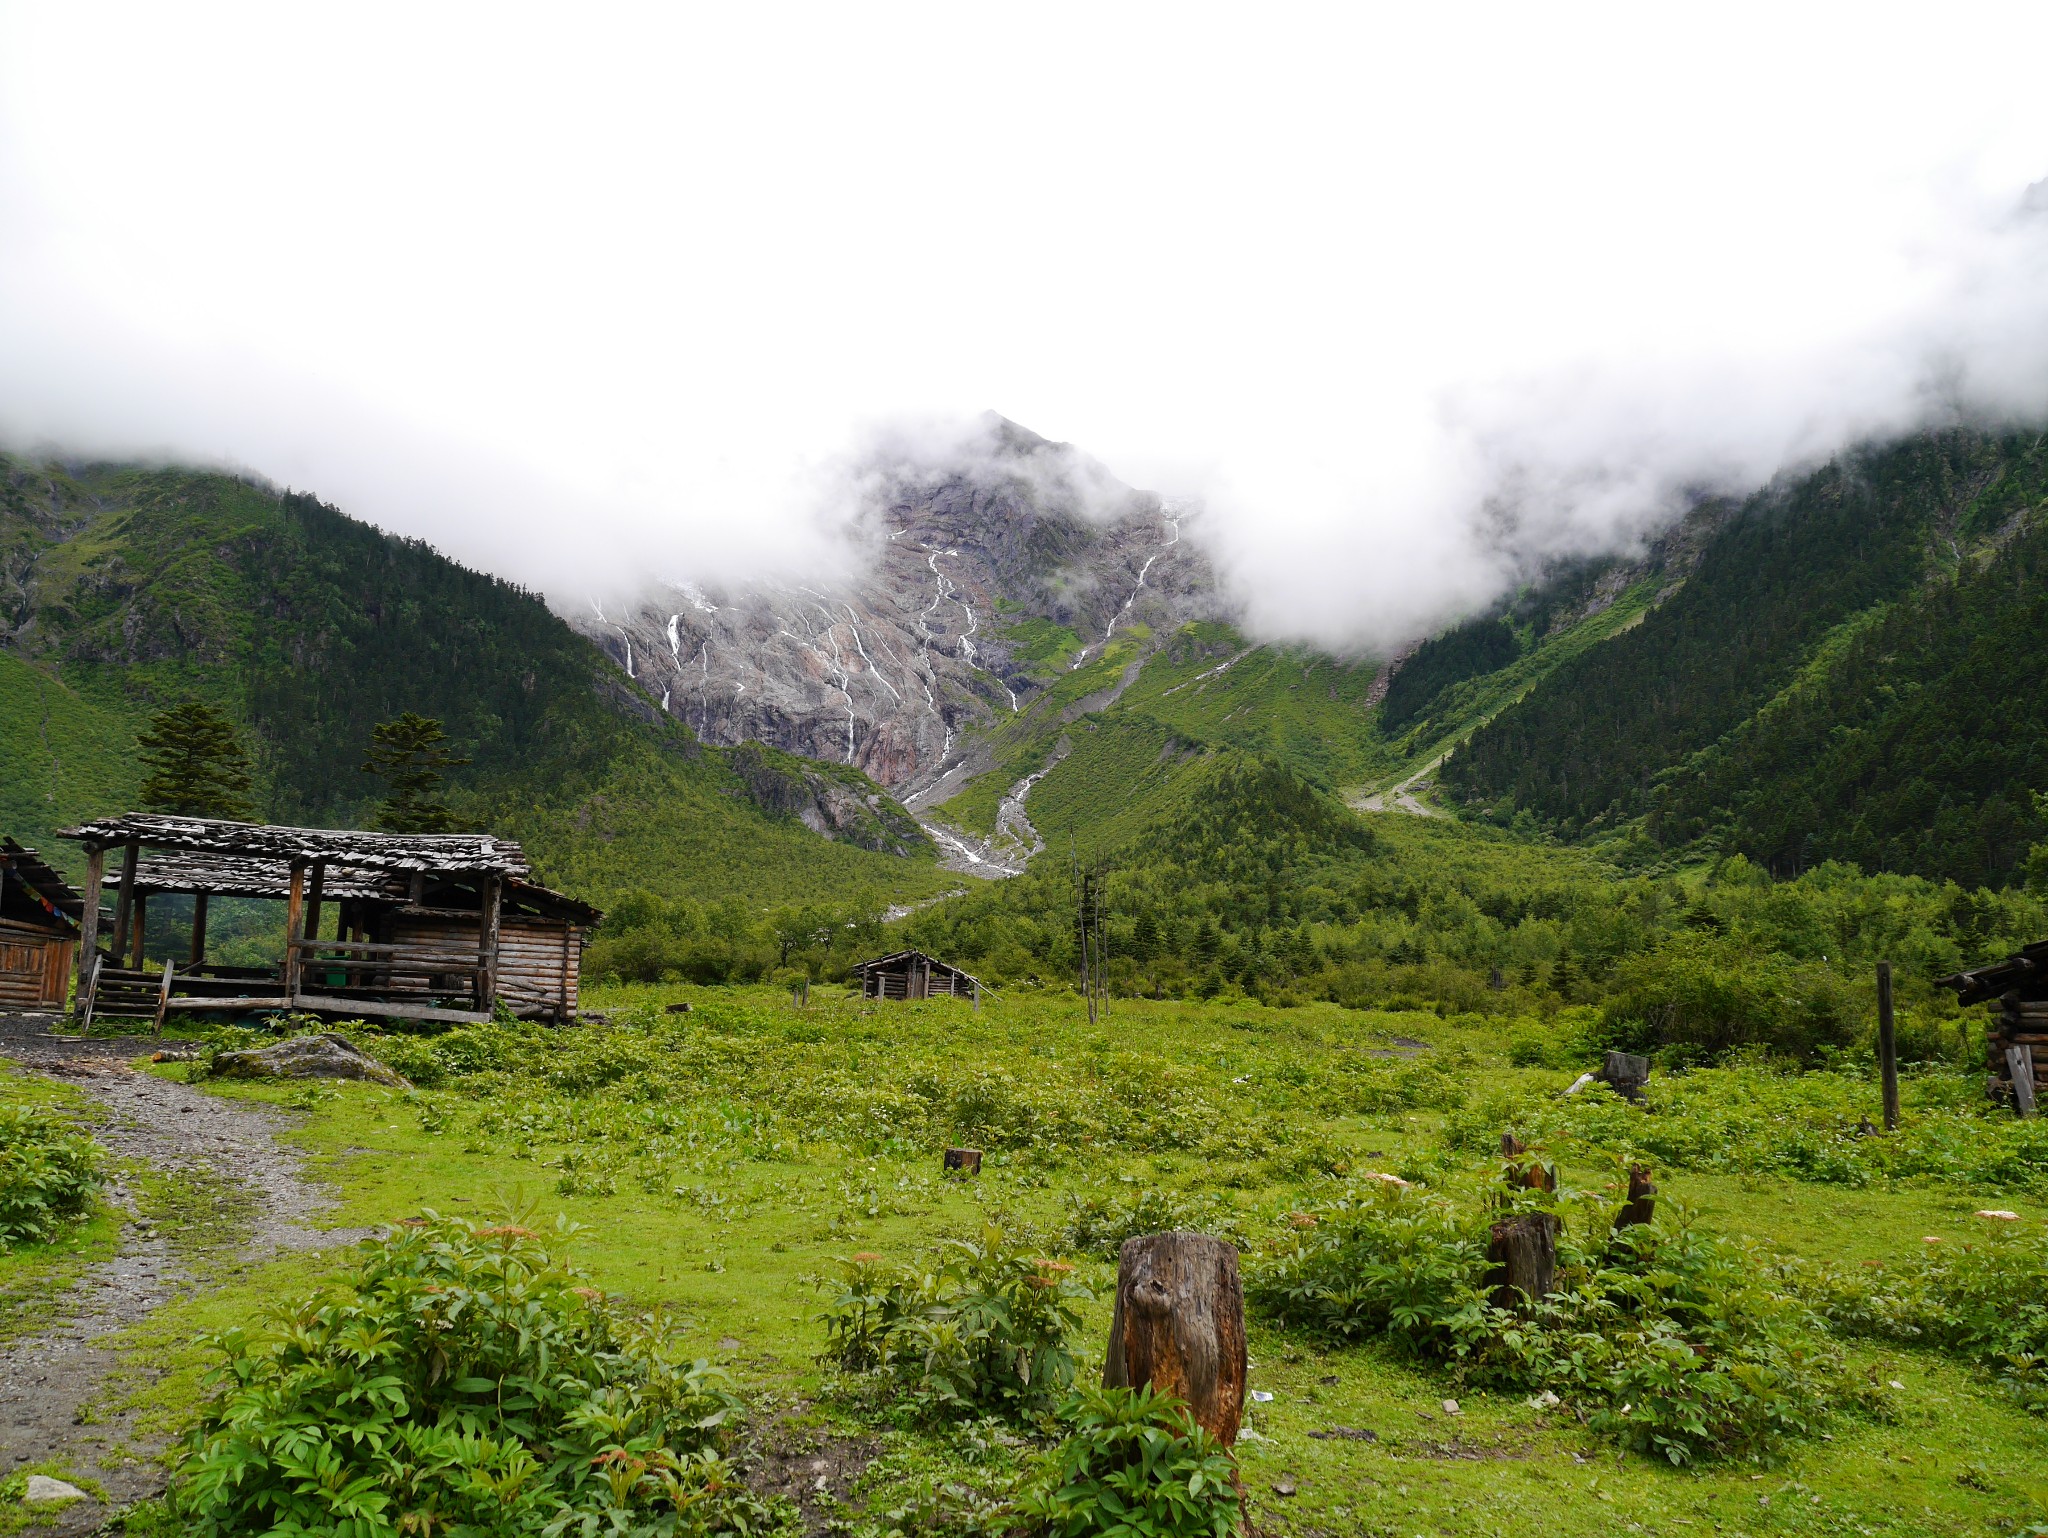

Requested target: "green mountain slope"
[
  {"left": 0, "top": 459, "right": 941, "bottom": 905},
  {"left": 1440, "top": 429, "right": 2047, "bottom": 863}
]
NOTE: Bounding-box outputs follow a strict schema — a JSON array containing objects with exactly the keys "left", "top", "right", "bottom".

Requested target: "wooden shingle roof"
[{"left": 58, "top": 813, "right": 530, "bottom": 877}]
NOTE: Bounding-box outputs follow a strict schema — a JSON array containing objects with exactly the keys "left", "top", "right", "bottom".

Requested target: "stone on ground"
[
  {"left": 25, "top": 1476, "right": 87, "bottom": 1503},
  {"left": 211, "top": 1033, "right": 409, "bottom": 1087}
]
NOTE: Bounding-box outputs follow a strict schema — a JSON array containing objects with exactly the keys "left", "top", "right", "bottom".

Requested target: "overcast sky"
[{"left": 4, "top": 4, "right": 2048, "bottom": 647}]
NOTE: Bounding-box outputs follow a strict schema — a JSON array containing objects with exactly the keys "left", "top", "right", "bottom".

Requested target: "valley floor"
[{"left": 3, "top": 990, "right": 2046, "bottom": 1536}]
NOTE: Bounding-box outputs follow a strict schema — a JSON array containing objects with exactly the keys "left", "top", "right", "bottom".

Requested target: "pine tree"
[
  {"left": 136, "top": 699, "right": 255, "bottom": 819},
  {"left": 362, "top": 713, "right": 471, "bottom": 833}
]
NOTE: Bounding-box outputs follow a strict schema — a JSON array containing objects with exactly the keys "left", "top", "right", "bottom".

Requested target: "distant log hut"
[
  {"left": 0, "top": 838, "right": 84, "bottom": 1010},
  {"left": 57, "top": 814, "right": 600, "bottom": 1028},
  {"left": 1941, "top": 940, "right": 2048, "bottom": 1113},
  {"left": 852, "top": 948, "right": 982, "bottom": 1002}
]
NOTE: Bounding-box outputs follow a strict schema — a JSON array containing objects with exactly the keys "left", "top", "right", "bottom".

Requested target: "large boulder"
[{"left": 212, "top": 1033, "right": 409, "bottom": 1088}]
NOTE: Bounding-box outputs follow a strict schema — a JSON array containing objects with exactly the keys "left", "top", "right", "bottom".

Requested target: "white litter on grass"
[
  {"left": 1441, "top": 1399, "right": 1460, "bottom": 1415},
  {"left": 1527, "top": 1390, "right": 1561, "bottom": 1410},
  {"left": 1889, "top": 1379, "right": 1906, "bottom": 1391},
  {"left": 1250, "top": 1390, "right": 1274, "bottom": 1403}
]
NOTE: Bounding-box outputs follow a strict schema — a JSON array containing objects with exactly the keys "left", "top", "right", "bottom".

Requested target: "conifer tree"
[
  {"left": 362, "top": 713, "right": 471, "bottom": 833},
  {"left": 136, "top": 699, "right": 255, "bottom": 820}
]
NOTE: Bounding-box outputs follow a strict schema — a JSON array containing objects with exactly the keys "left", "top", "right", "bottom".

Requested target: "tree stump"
[
  {"left": 1103, "top": 1232, "right": 1247, "bottom": 1449},
  {"left": 1486, "top": 1214, "right": 1558, "bottom": 1310},
  {"left": 942, "top": 1147, "right": 983, "bottom": 1176},
  {"left": 1613, "top": 1164, "right": 1656, "bottom": 1231},
  {"left": 1500, "top": 1132, "right": 1526, "bottom": 1157},
  {"left": 1596, "top": 1051, "right": 1651, "bottom": 1103}
]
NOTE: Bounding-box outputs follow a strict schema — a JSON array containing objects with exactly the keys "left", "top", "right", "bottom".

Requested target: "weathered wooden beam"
[
  {"left": 110, "top": 837, "right": 139, "bottom": 961},
  {"left": 304, "top": 859, "right": 327, "bottom": 948},
  {"left": 189, "top": 892, "right": 209, "bottom": 966},
  {"left": 282, "top": 860, "right": 307, "bottom": 998},
  {"left": 1877, "top": 960, "right": 1899, "bottom": 1132},
  {"left": 1103, "top": 1231, "right": 1247, "bottom": 1450},
  {"left": 75, "top": 843, "right": 105, "bottom": 998},
  {"left": 129, "top": 893, "right": 148, "bottom": 970},
  {"left": 2008, "top": 1044, "right": 2037, "bottom": 1116},
  {"left": 478, "top": 873, "right": 502, "bottom": 1008}
]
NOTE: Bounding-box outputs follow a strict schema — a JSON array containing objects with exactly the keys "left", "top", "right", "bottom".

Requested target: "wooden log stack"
[{"left": 1939, "top": 940, "right": 2048, "bottom": 1113}]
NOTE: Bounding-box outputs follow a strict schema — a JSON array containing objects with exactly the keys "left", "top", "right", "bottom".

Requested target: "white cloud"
[{"left": 4, "top": 3, "right": 2048, "bottom": 648}]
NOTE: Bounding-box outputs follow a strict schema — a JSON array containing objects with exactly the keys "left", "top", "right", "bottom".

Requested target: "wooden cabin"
[
  {"left": 852, "top": 948, "right": 983, "bottom": 1001},
  {"left": 0, "top": 838, "right": 84, "bottom": 1010},
  {"left": 57, "top": 814, "right": 600, "bottom": 1028},
  {"left": 1941, "top": 940, "right": 2048, "bottom": 1112}
]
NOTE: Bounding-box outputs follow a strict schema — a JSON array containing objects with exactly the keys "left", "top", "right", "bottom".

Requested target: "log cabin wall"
[
  {"left": 0, "top": 918, "right": 75, "bottom": 1009},
  {"left": 388, "top": 913, "right": 587, "bottom": 1019}
]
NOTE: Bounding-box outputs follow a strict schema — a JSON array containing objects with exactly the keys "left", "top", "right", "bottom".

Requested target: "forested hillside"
[
  {"left": 0, "top": 459, "right": 940, "bottom": 905},
  {"left": 1441, "top": 428, "right": 2048, "bottom": 882}
]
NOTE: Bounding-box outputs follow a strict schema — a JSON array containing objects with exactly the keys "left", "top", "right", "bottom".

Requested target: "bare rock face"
[
  {"left": 211, "top": 1033, "right": 410, "bottom": 1088},
  {"left": 575, "top": 416, "right": 1230, "bottom": 800}
]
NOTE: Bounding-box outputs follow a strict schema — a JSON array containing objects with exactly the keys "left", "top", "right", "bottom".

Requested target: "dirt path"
[
  {"left": 0, "top": 1013, "right": 372, "bottom": 1533},
  {"left": 1354, "top": 752, "right": 1448, "bottom": 817}
]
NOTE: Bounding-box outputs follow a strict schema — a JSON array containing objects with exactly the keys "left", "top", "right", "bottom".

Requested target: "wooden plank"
[
  {"left": 287, "top": 991, "right": 494, "bottom": 1024},
  {"left": 76, "top": 843, "right": 104, "bottom": 998},
  {"left": 2009, "top": 1044, "right": 2038, "bottom": 1116},
  {"left": 153, "top": 961, "right": 174, "bottom": 1036}
]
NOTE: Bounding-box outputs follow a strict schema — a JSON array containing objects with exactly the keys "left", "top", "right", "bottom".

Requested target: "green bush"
[
  {"left": 1248, "top": 1180, "right": 1849, "bottom": 1463},
  {"left": 1819, "top": 1219, "right": 2048, "bottom": 1409},
  {"left": 170, "top": 1212, "right": 772, "bottom": 1537},
  {"left": 0, "top": 1105, "right": 102, "bottom": 1244},
  {"left": 1016, "top": 1386, "right": 1240, "bottom": 1538},
  {"left": 817, "top": 1223, "right": 1089, "bottom": 1422},
  {"left": 1595, "top": 934, "right": 1859, "bottom": 1064}
]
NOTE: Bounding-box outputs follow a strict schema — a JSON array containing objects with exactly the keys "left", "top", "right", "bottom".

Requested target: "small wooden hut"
[
  {"left": 58, "top": 814, "right": 600, "bottom": 1027},
  {"left": 1941, "top": 939, "right": 2048, "bottom": 1112},
  {"left": 0, "top": 838, "right": 84, "bottom": 1010},
  {"left": 852, "top": 948, "right": 982, "bottom": 1001}
]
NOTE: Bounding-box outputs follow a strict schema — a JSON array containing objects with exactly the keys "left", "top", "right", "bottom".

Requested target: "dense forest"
[{"left": 1444, "top": 428, "right": 2048, "bottom": 878}]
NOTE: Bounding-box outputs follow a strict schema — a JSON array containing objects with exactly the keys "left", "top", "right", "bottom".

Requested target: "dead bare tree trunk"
[
  {"left": 1103, "top": 1232, "right": 1247, "bottom": 1449},
  {"left": 1486, "top": 1214, "right": 1558, "bottom": 1310}
]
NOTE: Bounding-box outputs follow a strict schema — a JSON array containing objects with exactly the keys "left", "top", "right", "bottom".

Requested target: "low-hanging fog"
[{"left": 4, "top": 6, "right": 2048, "bottom": 651}]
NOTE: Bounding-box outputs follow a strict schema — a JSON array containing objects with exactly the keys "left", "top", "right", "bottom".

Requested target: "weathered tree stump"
[
  {"left": 1103, "top": 1232, "right": 1247, "bottom": 1449},
  {"left": 1596, "top": 1050, "right": 1651, "bottom": 1103},
  {"left": 1486, "top": 1213, "right": 1558, "bottom": 1310},
  {"left": 942, "top": 1147, "right": 983, "bottom": 1176},
  {"left": 1613, "top": 1164, "right": 1656, "bottom": 1231},
  {"left": 1500, "top": 1131, "right": 1526, "bottom": 1157}
]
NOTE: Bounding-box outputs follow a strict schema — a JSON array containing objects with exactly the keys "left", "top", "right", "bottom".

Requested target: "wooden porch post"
[
  {"left": 304, "top": 861, "right": 326, "bottom": 949},
  {"left": 189, "top": 893, "right": 210, "bottom": 966},
  {"left": 478, "top": 874, "right": 502, "bottom": 1009},
  {"left": 129, "top": 893, "right": 148, "bottom": 969},
  {"left": 283, "top": 860, "right": 307, "bottom": 1001},
  {"left": 110, "top": 837, "right": 139, "bottom": 962},
  {"left": 76, "top": 844, "right": 105, "bottom": 996}
]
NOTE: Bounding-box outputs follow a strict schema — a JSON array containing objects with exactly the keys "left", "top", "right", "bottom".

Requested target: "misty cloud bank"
[{"left": 5, "top": 10, "right": 2048, "bottom": 654}]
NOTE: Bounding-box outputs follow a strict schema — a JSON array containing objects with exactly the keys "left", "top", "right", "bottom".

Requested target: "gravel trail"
[{"left": 0, "top": 1012, "right": 373, "bottom": 1533}]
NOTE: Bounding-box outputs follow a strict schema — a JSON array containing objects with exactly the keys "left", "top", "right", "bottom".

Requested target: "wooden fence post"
[
  {"left": 1877, "top": 960, "right": 1900, "bottom": 1131},
  {"left": 283, "top": 861, "right": 307, "bottom": 1001},
  {"left": 75, "top": 843, "right": 105, "bottom": 1000},
  {"left": 1103, "top": 1232, "right": 1247, "bottom": 1449},
  {"left": 109, "top": 838, "right": 138, "bottom": 965}
]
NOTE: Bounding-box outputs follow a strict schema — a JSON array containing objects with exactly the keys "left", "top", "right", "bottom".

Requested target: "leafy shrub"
[
  {"left": 1062, "top": 1188, "right": 1237, "bottom": 1260},
  {"left": 1249, "top": 1180, "right": 1849, "bottom": 1463},
  {"left": 1818, "top": 1220, "right": 2048, "bottom": 1409},
  {"left": 1595, "top": 934, "right": 1859, "bottom": 1064},
  {"left": 817, "top": 1224, "right": 1089, "bottom": 1422},
  {"left": 0, "top": 1105, "right": 102, "bottom": 1244},
  {"left": 1016, "top": 1386, "right": 1240, "bottom": 1538},
  {"left": 170, "top": 1212, "right": 772, "bottom": 1537}
]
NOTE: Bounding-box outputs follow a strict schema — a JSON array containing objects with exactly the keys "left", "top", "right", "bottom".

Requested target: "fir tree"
[
  {"left": 362, "top": 713, "right": 471, "bottom": 833},
  {"left": 136, "top": 699, "right": 255, "bottom": 820}
]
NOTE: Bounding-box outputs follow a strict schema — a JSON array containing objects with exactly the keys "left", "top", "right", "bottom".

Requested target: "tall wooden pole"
[
  {"left": 478, "top": 874, "right": 502, "bottom": 1009},
  {"left": 109, "top": 837, "right": 139, "bottom": 963},
  {"left": 76, "top": 843, "right": 105, "bottom": 997},
  {"left": 129, "top": 893, "right": 148, "bottom": 969},
  {"left": 283, "top": 861, "right": 307, "bottom": 1000},
  {"left": 189, "top": 893, "right": 209, "bottom": 967},
  {"left": 1877, "top": 960, "right": 1899, "bottom": 1132}
]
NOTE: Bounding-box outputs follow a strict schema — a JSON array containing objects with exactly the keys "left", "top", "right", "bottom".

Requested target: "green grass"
[
  {"left": 0, "top": 1064, "right": 122, "bottom": 1347},
  {"left": 52, "top": 987, "right": 2048, "bottom": 1536}
]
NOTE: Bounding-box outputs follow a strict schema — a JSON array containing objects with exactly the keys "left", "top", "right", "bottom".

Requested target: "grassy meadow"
[{"left": 37, "top": 983, "right": 2048, "bottom": 1536}]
